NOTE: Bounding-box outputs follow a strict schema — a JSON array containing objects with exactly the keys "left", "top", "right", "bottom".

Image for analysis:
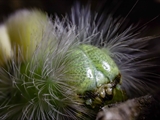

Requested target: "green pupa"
[{"left": 0, "top": 4, "right": 158, "bottom": 120}]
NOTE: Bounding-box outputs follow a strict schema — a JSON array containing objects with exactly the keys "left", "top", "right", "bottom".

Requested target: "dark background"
[{"left": 0, "top": 0, "right": 160, "bottom": 21}]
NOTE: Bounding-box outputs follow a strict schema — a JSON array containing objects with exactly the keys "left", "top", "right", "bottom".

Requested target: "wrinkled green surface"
[{"left": 63, "top": 44, "right": 120, "bottom": 94}]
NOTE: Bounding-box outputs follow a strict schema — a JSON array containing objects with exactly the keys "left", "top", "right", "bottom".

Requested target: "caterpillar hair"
[{"left": 0, "top": 1, "right": 159, "bottom": 120}]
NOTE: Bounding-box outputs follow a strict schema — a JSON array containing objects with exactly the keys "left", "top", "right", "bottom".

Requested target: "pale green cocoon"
[
  {"left": 6, "top": 9, "right": 49, "bottom": 62},
  {"left": 0, "top": 25, "right": 12, "bottom": 66}
]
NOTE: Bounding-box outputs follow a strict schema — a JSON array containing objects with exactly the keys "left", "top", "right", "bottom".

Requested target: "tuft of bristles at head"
[
  {"left": 0, "top": 3, "right": 159, "bottom": 120},
  {"left": 70, "top": 3, "right": 159, "bottom": 98}
]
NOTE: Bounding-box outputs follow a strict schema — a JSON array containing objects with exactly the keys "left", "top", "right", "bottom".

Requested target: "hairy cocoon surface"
[{"left": 0, "top": 4, "right": 158, "bottom": 120}]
